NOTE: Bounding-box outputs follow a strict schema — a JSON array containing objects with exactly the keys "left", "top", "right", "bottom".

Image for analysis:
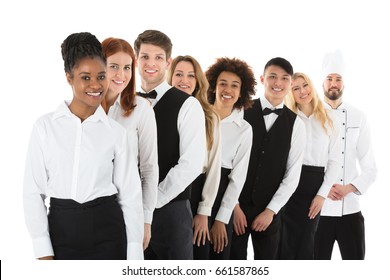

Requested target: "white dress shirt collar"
[
  {"left": 222, "top": 108, "right": 246, "bottom": 127},
  {"left": 260, "top": 97, "right": 284, "bottom": 110},
  {"left": 139, "top": 81, "right": 172, "bottom": 105},
  {"left": 52, "top": 100, "right": 110, "bottom": 126}
]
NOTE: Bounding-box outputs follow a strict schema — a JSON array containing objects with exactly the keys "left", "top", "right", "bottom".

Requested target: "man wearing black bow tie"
[
  {"left": 134, "top": 30, "right": 206, "bottom": 260},
  {"left": 231, "top": 57, "right": 306, "bottom": 259}
]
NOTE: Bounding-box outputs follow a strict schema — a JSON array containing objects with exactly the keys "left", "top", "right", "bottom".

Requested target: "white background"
[{"left": 1, "top": 0, "right": 389, "bottom": 278}]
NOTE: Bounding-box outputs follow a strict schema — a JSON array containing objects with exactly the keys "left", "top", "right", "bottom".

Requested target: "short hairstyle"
[
  {"left": 264, "top": 57, "right": 293, "bottom": 76},
  {"left": 101, "top": 37, "right": 136, "bottom": 117},
  {"left": 205, "top": 57, "right": 256, "bottom": 109},
  {"left": 133, "top": 30, "right": 173, "bottom": 59},
  {"left": 61, "top": 32, "right": 105, "bottom": 74}
]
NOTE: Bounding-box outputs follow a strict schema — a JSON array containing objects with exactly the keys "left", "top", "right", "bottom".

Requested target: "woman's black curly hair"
[
  {"left": 205, "top": 57, "right": 256, "bottom": 109},
  {"left": 61, "top": 32, "right": 106, "bottom": 74}
]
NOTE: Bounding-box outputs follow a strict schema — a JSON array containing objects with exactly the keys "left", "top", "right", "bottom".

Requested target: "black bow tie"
[
  {"left": 137, "top": 90, "right": 157, "bottom": 99},
  {"left": 262, "top": 107, "right": 283, "bottom": 116}
]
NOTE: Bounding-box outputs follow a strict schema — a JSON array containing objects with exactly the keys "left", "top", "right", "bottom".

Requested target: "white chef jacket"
[
  {"left": 321, "top": 102, "right": 377, "bottom": 216},
  {"left": 23, "top": 101, "right": 144, "bottom": 259}
]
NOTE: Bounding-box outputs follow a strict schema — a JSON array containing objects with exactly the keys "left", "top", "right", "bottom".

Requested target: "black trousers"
[
  {"left": 48, "top": 195, "right": 127, "bottom": 260},
  {"left": 144, "top": 199, "right": 193, "bottom": 260},
  {"left": 190, "top": 173, "right": 211, "bottom": 260},
  {"left": 230, "top": 205, "right": 281, "bottom": 260},
  {"left": 314, "top": 211, "right": 365, "bottom": 260},
  {"left": 279, "top": 165, "right": 325, "bottom": 260},
  {"left": 209, "top": 168, "right": 233, "bottom": 260}
]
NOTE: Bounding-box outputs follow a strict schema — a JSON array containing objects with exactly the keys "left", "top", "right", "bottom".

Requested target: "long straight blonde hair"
[
  {"left": 285, "top": 72, "right": 333, "bottom": 134},
  {"left": 167, "top": 55, "right": 219, "bottom": 150}
]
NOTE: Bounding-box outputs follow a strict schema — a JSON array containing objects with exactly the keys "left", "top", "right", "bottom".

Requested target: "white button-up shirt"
[
  {"left": 260, "top": 97, "right": 306, "bottom": 213},
  {"left": 197, "top": 113, "right": 222, "bottom": 216},
  {"left": 260, "top": 98, "right": 306, "bottom": 214},
  {"left": 108, "top": 95, "right": 158, "bottom": 224},
  {"left": 23, "top": 101, "right": 144, "bottom": 259},
  {"left": 140, "top": 81, "right": 206, "bottom": 208},
  {"left": 297, "top": 108, "right": 342, "bottom": 198},
  {"left": 321, "top": 102, "right": 377, "bottom": 216},
  {"left": 217, "top": 108, "right": 253, "bottom": 224}
]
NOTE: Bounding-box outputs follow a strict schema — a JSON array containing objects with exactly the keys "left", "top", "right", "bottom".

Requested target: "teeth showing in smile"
[
  {"left": 222, "top": 95, "right": 232, "bottom": 99},
  {"left": 272, "top": 87, "right": 282, "bottom": 92},
  {"left": 86, "top": 92, "right": 101, "bottom": 97},
  {"left": 179, "top": 85, "right": 189, "bottom": 89},
  {"left": 113, "top": 80, "right": 124, "bottom": 85},
  {"left": 146, "top": 70, "right": 157, "bottom": 74},
  {"left": 300, "top": 94, "right": 309, "bottom": 99}
]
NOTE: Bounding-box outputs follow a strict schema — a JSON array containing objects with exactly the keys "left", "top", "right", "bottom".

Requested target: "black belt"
[
  {"left": 50, "top": 194, "right": 117, "bottom": 209},
  {"left": 302, "top": 165, "right": 325, "bottom": 173}
]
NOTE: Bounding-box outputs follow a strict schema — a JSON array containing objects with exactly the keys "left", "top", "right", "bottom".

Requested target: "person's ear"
[
  {"left": 260, "top": 75, "right": 265, "bottom": 85},
  {"left": 66, "top": 72, "right": 72, "bottom": 85},
  {"left": 166, "top": 57, "right": 172, "bottom": 68}
]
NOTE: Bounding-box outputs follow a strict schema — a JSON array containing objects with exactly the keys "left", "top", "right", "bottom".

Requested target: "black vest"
[
  {"left": 240, "top": 98, "right": 297, "bottom": 211},
  {"left": 153, "top": 87, "right": 190, "bottom": 183}
]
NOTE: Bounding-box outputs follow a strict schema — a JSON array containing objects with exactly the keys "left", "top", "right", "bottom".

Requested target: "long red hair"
[{"left": 101, "top": 37, "right": 136, "bottom": 117}]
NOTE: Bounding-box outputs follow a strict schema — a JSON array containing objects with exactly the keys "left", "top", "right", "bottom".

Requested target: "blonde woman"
[
  {"left": 280, "top": 72, "right": 341, "bottom": 259},
  {"left": 168, "top": 55, "right": 221, "bottom": 259}
]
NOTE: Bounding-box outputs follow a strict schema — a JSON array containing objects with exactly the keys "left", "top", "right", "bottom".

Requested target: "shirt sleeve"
[
  {"left": 156, "top": 97, "right": 207, "bottom": 208},
  {"left": 350, "top": 113, "right": 377, "bottom": 194},
  {"left": 197, "top": 114, "right": 222, "bottom": 216},
  {"left": 216, "top": 124, "right": 253, "bottom": 224},
  {"left": 23, "top": 121, "right": 54, "bottom": 259},
  {"left": 114, "top": 130, "right": 144, "bottom": 260},
  {"left": 317, "top": 113, "right": 342, "bottom": 198},
  {"left": 137, "top": 102, "right": 158, "bottom": 224},
  {"left": 267, "top": 117, "right": 306, "bottom": 214}
]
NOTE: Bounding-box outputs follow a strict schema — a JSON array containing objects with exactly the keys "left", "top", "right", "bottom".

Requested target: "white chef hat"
[{"left": 321, "top": 49, "right": 346, "bottom": 82}]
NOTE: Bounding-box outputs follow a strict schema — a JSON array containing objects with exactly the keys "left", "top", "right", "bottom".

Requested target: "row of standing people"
[{"left": 23, "top": 30, "right": 376, "bottom": 260}]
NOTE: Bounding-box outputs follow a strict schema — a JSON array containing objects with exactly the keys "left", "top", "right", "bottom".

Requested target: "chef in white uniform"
[{"left": 314, "top": 50, "right": 377, "bottom": 260}]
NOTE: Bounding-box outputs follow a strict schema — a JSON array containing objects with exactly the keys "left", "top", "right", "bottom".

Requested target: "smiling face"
[
  {"left": 171, "top": 60, "right": 196, "bottom": 95},
  {"left": 136, "top": 43, "right": 171, "bottom": 92},
  {"left": 214, "top": 71, "right": 241, "bottom": 110},
  {"left": 106, "top": 51, "right": 132, "bottom": 96},
  {"left": 323, "top": 73, "right": 344, "bottom": 101},
  {"left": 292, "top": 76, "right": 313, "bottom": 106},
  {"left": 67, "top": 57, "right": 107, "bottom": 118},
  {"left": 261, "top": 65, "right": 292, "bottom": 106}
]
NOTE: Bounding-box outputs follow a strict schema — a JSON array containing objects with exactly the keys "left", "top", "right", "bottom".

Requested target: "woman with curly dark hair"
[{"left": 205, "top": 57, "right": 256, "bottom": 259}]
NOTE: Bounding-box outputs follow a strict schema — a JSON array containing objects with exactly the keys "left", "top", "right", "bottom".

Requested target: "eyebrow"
[
  {"left": 174, "top": 70, "right": 195, "bottom": 74},
  {"left": 78, "top": 71, "right": 106, "bottom": 75},
  {"left": 108, "top": 62, "right": 132, "bottom": 66},
  {"left": 268, "top": 72, "right": 290, "bottom": 77},
  {"left": 140, "top": 52, "right": 165, "bottom": 57},
  {"left": 219, "top": 78, "right": 241, "bottom": 84}
]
